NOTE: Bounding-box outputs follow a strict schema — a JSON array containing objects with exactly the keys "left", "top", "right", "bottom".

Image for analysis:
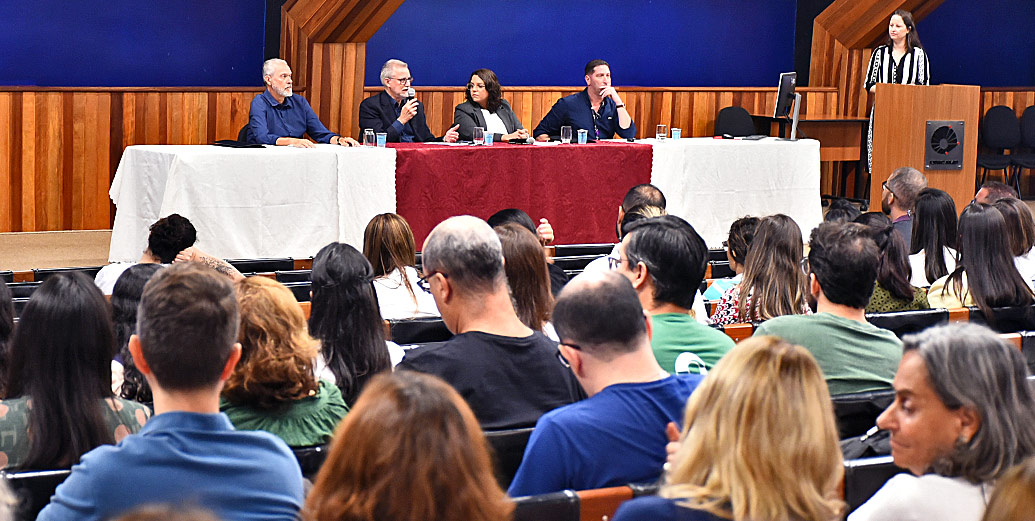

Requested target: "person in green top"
[
  {"left": 614, "top": 215, "right": 734, "bottom": 374},
  {"left": 754, "top": 222, "right": 902, "bottom": 396},
  {"left": 221, "top": 277, "right": 347, "bottom": 447}
]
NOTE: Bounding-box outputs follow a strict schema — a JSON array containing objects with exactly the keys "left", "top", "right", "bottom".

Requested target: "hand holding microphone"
[{"left": 398, "top": 87, "right": 419, "bottom": 124}]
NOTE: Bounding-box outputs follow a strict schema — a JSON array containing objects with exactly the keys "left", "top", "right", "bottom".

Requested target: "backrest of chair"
[
  {"left": 552, "top": 255, "right": 602, "bottom": 272},
  {"left": 577, "top": 486, "right": 634, "bottom": 521},
  {"left": 0, "top": 271, "right": 12, "bottom": 283},
  {"left": 1020, "top": 331, "right": 1035, "bottom": 374},
  {"left": 6, "top": 282, "right": 41, "bottom": 299},
  {"left": 714, "top": 106, "right": 756, "bottom": 137},
  {"left": 512, "top": 490, "right": 580, "bottom": 521},
  {"left": 981, "top": 105, "right": 1021, "bottom": 149},
  {"left": 831, "top": 389, "right": 896, "bottom": 439},
  {"left": 966, "top": 305, "right": 1035, "bottom": 333},
  {"left": 865, "top": 308, "right": 949, "bottom": 338},
  {"left": 275, "top": 270, "right": 312, "bottom": 283},
  {"left": 281, "top": 281, "right": 312, "bottom": 302},
  {"left": 707, "top": 249, "right": 727, "bottom": 262},
  {"left": 842, "top": 456, "right": 907, "bottom": 515},
  {"left": 226, "top": 258, "right": 295, "bottom": 273},
  {"left": 709, "top": 260, "right": 735, "bottom": 279},
  {"left": 4, "top": 469, "right": 72, "bottom": 521},
  {"left": 389, "top": 317, "right": 453, "bottom": 345},
  {"left": 1021, "top": 105, "right": 1035, "bottom": 149},
  {"left": 12, "top": 298, "right": 29, "bottom": 318},
  {"left": 237, "top": 124, "right": 250, "bottom": 143},
  {"left": 484, "top": 427, "right": 535, "bottom": 489},
  {"left": 32, "top": 266, "right": 103, "bottom": 281},
  {"left": 552, "top": 244, "right": 616, "bottom": 257},
  {"left": 290, "top": 445, "right": 328, "bottom": 480}
]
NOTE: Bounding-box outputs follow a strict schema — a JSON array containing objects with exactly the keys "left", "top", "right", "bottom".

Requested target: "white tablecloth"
[
  {"left": 109, "top": 145, "right": 396, "bottom": 262},
  {"left": 648, "top": 137, "right": 823, "bottom": 247}
]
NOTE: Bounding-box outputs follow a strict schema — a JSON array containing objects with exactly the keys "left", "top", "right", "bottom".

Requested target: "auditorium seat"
[
  {"left": 225, "top": 258, "right": 295, "bottom": 273},
  {"left": 281, "top": 282, "right": 312, "bottom": 302},
  {"left": 831, "top": 389, "right": 896, "bottom": 440},
  {"left": 33, "top": 266, "right": 103, "bottom": 282},
  {"left": 977, "top": 105, "right": 1022, "bottom": 191},
  {"left": 512, "top": 490, "right": 579, "bottom": 521},
  {"left": 290, "top": 444, "right": 328, "bottom": 479},
  {"left": 388, "top": 317, "right": 452, "bottom": 345},
  {"left": 865, "top": 308, "right": 948, "bottom": 337},
  {"left": 12, "top": 298, "right": 29, "bottom": 317},
  {"left": 275, "top": 270, "right": 312, "bottom": 283},
  {"left": 842, "top": 456, "right": 907, "bottom": 516},
  {"left": 552, "top": 255, "right": 601, "bottom": 276},
  {"left": 484, "top": 427, "right": 535, "bottom": 489},
  {"left": 552, "top": 244, "right": 615, "bottom": 257},
  {"left": 577, "top": 486, "right": 634, "bottom": 521},
  {"left": 708, "top": 261, "right": 735, "bottom": 279},
  {"left": 1008, "top": 105, "right": 1035, "bottom": 196},
  {"left": 966, "top": 305, "right": 1035, "bottom": 333},
  {"left": 0, "top": 271, "right": 12, "bottom": 283},
  {"left": 714, "top": 106, "right": 756, "bottom": 137},
  {"left": 6, "top": 282, "right": 41, "bottom": 299},
  {"left": 4, "top": 468, "right": 71, "bottom": 521},
  {"left": 1020, "top": 331, "right": 1035, "bottom": 373},
  {"left": 707, "top": 248, "right": 727, "bottom": 262},
  {"left": 720, "top": 322, "right": 754, "bottom": 343}
]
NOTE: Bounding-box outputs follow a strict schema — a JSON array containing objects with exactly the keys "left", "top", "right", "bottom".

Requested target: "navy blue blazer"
[
  {"left": 358, "top": 90, "right": 439, "bottom": 142},
  {"left": 532, "top": 88, "right": 636, "bottom": 140}
]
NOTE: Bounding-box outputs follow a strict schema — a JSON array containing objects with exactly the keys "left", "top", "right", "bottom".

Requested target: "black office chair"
[
  {"left": 831, "top": 389, "right": 896, "bottom": 440},
  {"left": 511, "top": 489, "right": 579, "bottom": 521},
  {"left": 484, "top": 427, "right": 535, "bottom": 489},
  {"left": 1009, "top": 105, "right": 1035, "bottom": 197},
  {"left": 977, "top": 105, "right": 1022, "bottom": 192},
  {"left": 865, "top": 308, "right": 949, "bottom": 338},
  {"left": 4, "top": 468, "right": 72, "bottom": 521},
  {"left": 237, "top": 124, "right": 250, "bottom": 143},
  {"left": 842, "top": 456, "right": 908, "bottom": 515},
  {"left": 714, "top": 106, "right": 756, "bottom": 137}
]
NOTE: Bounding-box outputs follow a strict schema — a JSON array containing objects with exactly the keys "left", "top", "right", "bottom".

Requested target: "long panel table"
[{"left": 108, "top": 138, "right": 822, "bottom": 262}]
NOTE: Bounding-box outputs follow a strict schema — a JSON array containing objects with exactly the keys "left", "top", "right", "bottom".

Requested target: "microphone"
[{"left": 405, "top": 87, "right": 416, "bottom": 104}]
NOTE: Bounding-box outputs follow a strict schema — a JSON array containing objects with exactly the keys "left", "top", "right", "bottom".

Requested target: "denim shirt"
[{"left": 247, "top": 90, "right": 337, "bottom": 145}]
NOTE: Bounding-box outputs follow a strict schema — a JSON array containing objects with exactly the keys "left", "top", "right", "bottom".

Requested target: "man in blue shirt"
[
  {"left": 507, "top": 270, "right": 702, "bottom": 496},
  {"left": 533, "top": 59, "right": 637, "bottom": 141},
  {"left": 38, "top": 263, "right": 305, "bottom": 521},
  {"left": 358, "top": 59, "right": 459, "bottom": 143},
  {"left": 247, "top": 58, "right": 358, "bottom": 147}
]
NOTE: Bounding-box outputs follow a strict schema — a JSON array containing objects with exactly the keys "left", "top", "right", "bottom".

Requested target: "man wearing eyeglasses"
[
  {"left": 881, "top": 166, "right": 928, "bottom": 250},
  {"left": 358, "top": 59, "right": 460, "bottom": 143}
]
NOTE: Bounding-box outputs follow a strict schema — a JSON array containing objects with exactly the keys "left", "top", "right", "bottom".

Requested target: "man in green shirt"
[
  {"left": 614, "top": 215, "right": 735, "bottom": 374},
  {"left": 754, "top": 222, "right": 902, "bottom": 395}
]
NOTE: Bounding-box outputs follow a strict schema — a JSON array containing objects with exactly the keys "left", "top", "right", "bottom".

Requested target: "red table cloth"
[{"left": 390, "top": 142, "right": 653, "bottom": 245}]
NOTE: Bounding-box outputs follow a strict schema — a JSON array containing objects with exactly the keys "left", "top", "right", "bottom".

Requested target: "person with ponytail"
[{"left": 855, "top": 213, "right": 929, "bottom": 312}]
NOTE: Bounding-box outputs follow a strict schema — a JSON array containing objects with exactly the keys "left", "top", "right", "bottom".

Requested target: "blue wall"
[
  {"left": 921, "top": 0, "right": 1035, "bottom": 87},
  {"left": 0, "top": 1, "right": 265, "bottom": 86},
  {"left": 364, "top": 0, "right": 797, "bottom": 87}
]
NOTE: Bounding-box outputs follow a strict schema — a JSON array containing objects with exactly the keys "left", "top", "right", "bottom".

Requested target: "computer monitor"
[{"left": 773, "top": 72, "right": 797, "bottom": 119}]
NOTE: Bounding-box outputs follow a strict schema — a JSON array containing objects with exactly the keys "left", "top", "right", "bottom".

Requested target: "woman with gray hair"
[{"left": 849, "top": 323, "right": 1035, "bottom": 521}]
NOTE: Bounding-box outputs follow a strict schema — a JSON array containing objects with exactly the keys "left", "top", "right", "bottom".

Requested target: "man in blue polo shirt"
[
  {"left": 507, "top": 270, "right": 702, "bottom": 496},
  {"left": 533, "top": 59, "right": 637, "bottom": 141},
  {"left": 246, "top": 58, "right": 358, "bottom": 147}
]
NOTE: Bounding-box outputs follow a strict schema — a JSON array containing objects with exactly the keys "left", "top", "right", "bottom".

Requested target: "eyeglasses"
[
  {"left": 556, "top": 342, "right": 582, "bottom": 369},
  {"left": 391, "top": 76, "right": 413, "bottom": 84},
  {"left": 800, "top": 257, "right": 811, "bottom": 274},
  {"left": 607, "top": 255, "right": 627, "bottom": 270},
  {"left": 882, "top": 181, "right": 895, "bottom": 196}
]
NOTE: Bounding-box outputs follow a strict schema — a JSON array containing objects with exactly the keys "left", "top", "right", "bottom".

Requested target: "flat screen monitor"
[{"left": 773, "top": 72, "right": 797, "bottom": 119}]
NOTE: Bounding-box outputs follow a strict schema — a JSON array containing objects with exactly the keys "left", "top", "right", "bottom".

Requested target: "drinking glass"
[
  {"left": 473, "top": 127, "right": 485, "bottom": 146},
  {"left": 577, "top": 129, "right": 588, "bottom": 144},
  {"left": 363, "top": 129, "right": 375, "bottom": 146},
  {"left": 484, "top": 132, "right": 494, "bottom": 146},
  {"left": 375, "top": 132, "right": 387, "bottom": 147},
  {"left": 656, "top": 124, "right": 667, "bottom": 141},
  {"left": 560, "top": 126, "right": 572, "bottom": 144},
  {"left": 671, "top": 128, "right": 682, "bottom": 139}
]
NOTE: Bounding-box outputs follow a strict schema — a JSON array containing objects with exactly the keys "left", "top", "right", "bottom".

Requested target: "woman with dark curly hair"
[
  {"left": 453, "top": 68, "right": 528, "bottom": 142},
  {"left": 220, "top": 276, "right": 348, "bottom": 447},
  {"left": 111, "top": 263, "right": 164, "bottom": 404}
]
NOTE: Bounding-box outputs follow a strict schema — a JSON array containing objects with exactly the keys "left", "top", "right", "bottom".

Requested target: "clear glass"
[
  {"left": 656, "top": 124, "right": 667, "bottom": 141},
  {"left": 363, "top": 129, "right": 375, "bottom": 146},
  {"left": 671, "top": 128, "right": 682, "bottom": 139},
  {"left": 560, "top": 126, "right": 572, "bottom": 144},
  {"left": 473, "top": 127, "right": 485, "bottom": 145},
  {"left": 577, "top": 129, "right": 588, "bottom": 144},
  {"left": 375, "top": 132, "right": 387, "bottom": 147},
  {"left": 484, "top": 132, "right": 494, "bottom": 146}
]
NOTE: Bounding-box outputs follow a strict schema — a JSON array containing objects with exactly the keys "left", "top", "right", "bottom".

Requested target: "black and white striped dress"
[{"left": 865, "top": 44, "right": 931, "bottom": 172}]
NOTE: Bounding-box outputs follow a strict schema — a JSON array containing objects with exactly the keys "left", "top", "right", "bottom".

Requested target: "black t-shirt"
[
  {"left": 396, "top": 330, "right": 586, "bottom": 430},
  {"left": 548, "top": 263, "right": 569, "bottom": 297}
]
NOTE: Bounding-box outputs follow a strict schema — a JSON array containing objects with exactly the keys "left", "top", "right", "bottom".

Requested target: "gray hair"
[
  {"left": 262, "top": 58, "right": 288, "bottom": 82},
  {"left": 887, "top": 166, "right": 928, "bottom": 210},
  {"left": 380, "top": 59, "right": 408, "bottom": 84},
  {"left": 422, "top": 216, "right": 504, "bottom": 294},
  {"left": 904, "top": 323, "right": 1035, "bottom": 483}
]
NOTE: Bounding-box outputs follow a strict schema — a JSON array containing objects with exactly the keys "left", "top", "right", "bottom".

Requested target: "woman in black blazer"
[{"left": 454, "top": 68, "right": 529, "bottom": 142}]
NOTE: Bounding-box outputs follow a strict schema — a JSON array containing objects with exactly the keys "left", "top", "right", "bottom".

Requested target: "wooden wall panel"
[{"left": 980, "top": 88, "right": 1035, "bottom": 118}]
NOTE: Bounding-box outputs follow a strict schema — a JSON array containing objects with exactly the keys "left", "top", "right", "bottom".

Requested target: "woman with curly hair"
[{"left": 220, "top": 276, "right": 347, "bottom": 447}]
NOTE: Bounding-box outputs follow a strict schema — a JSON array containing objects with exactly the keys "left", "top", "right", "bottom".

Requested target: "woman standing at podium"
[{"left": 865, "top": 9, "right": 931, "bottom": 173}]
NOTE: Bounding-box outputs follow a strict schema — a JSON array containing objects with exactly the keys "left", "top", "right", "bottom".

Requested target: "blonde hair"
[
  {"left": 663, "top": 336, "right": 844, "bottom": 521},
  {"left": 981, "top": 456, "right": 1035, "bottom": 521}
]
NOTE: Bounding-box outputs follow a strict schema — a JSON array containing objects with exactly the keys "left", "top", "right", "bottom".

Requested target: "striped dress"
[{"left": 865, "top": 44, "right": 931, "bottom": 172}]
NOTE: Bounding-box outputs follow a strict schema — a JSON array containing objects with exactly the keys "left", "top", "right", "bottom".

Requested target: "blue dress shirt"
[
  {"left": 532, "top": 88, "right": 637, "bottom": 140},
  {"left": 247, "top": 90, "right": 338, "bottom": 145},
  {"left": 389, "top": 99, "right": 418, "bottom": 142}
]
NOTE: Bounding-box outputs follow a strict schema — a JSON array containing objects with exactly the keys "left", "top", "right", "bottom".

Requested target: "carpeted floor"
[{"left": 0, "top": 230, "right": 112, "bottom": 271}]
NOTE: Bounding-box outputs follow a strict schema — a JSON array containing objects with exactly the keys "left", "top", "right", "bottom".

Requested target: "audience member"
[
  {"left": 850, "top": 323, "right": 1035, "bottom": 521},
  {"left": 493, "top": 223, "right": 554, "bottom": 335},
  {"left": 38, "top": 263, "right": 304, "bottom": 521},
  {"left": 0, "top": 273, "right": 150, "bottom": 471},
  {"left": 396, "top": 216, "right": 584, "bottom": 429},
  {"left": 112, "top": 504, "right": 221, "bottom": 521},
  {"left": 703, "top": 216, "right": 758, "bottom": 301},
  {"left": 754, "top": 222, "right": 902, "bottom": 395},
  {"left": 615, "top": 216, "right": 734, "bottom": 374},
  {"left": 711, "top": 214, "right": 811, "bottom": 325},
  {"left": 362, "top": 213, "right": 439, "bottom": 319},
  {"left": 95, "top": 214, "right": 192, "bottom": 294},
  {"left": 612, "top": 336, "right": 843, "bottom": 521},
  {"left": 881, "top": 166, "right": 928, "bottom": 250},
  {"left": 928, "top": 203, "right": 1035, "bottom": 313},
  {"left": 112, "top": 264, "right": 164, "bottom": 403},
  {"left": 855, "top": 213, "right": 929, "bottom": 312},
  {"left": 246, "top": 58, "right": 357, "bottom": 147},
  {"left": 908, "top": 188, "right": 958, "bottom": 287},
  {"left": 487, "top": 208, "right": 566, "bottom": 295},
  {"left": 980, "top": 456, "right": 1035, "bottom": 521},
  {"left": 0, "top": 283, "right": 13, "bottom": 396},
  {"left": 993, "top": 197, "right": 1035, "bottom": 289},
  {"left": 534, "top": 59, "right": 636, "bottom": 141},
  {"left": 509, "top": 271, "right": 703, "bottom": 496},
  {"left": 304, "top": 371, "right": 512, "bottom": 521},
  {"left": 358, "top": 59, "right": 459, "bottom": 142},
  {"left": 825, "top": 197, "right": 862, "bottom": 223},
  {"left": 974, "top": 180, "right": 1017, "bottom": 205},
  {"left": 309, "top": 242, "right": 399, "bottom": 406},
  {"left": 220, "top": 277, "right": 348, "bottom": 447},
  {"left": 582, "top": 183, "right": 668, "bottom": 274},
  {"left": 454, "top": 68, "right": 529, "bottom": 142}
]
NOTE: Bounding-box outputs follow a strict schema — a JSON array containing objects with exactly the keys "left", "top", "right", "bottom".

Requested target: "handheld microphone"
[{"left": 405, "top": 87, "right": 416, "bottom": 104}]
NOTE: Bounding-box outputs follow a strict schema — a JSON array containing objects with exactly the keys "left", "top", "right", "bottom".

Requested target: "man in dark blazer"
[{"left": 358, "top": 59, "right": 459, "bottom": 143}]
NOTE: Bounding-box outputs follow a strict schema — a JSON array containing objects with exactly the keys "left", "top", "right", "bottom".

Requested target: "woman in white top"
[
  {"left": 453, "top": 68, "right": 529, "bottom": 143},
  {"left": 849, "top": 323, "right": 1035, "bottom": 521},
  {"left": 993, "top": 197, "right": 1035, "bottom": 290},
  {"left": 908, "top": 188, "right": 958, "bottom": 287},
  {"left": 362, "top": 213, "right": 439, "bottom": 320}
]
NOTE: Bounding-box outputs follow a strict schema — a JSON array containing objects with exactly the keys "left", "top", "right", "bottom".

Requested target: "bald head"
[
  {"left": 422, "top": 216, "right": 505, "bottom": 294},
  {"left": 553, "top": 271, "right": 648, "bottom": 360}
]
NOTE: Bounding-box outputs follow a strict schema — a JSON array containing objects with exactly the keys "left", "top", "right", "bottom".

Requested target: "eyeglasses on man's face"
[
  {"left": 607, "top": 255, "right": 629, "bottom": 270},
  {"left": 391, "top": 76, "right": 413, "bottom": 84}
]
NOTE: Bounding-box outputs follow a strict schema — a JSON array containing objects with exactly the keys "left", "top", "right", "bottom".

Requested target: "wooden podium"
[{"left": 869, "top": 84, "right": 981, "bottom": 212}]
